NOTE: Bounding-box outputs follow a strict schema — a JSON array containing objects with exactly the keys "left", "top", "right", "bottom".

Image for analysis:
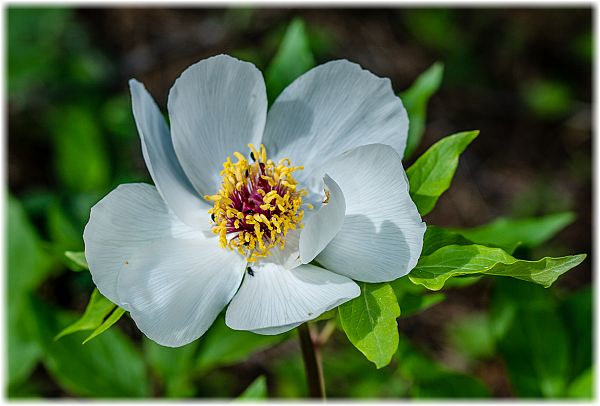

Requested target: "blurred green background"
[{"left": 7, "top": 7, "right": 592, "bottom": 399}]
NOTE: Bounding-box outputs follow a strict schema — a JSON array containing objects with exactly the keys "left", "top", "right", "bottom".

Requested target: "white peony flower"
[{"left": 84, "top": 55, "right": 426, "bottom": 347}]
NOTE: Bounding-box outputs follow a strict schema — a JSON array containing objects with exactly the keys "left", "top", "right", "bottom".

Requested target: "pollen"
[{"left": 205, "top": 144, "right": 307, "bottom": 263}]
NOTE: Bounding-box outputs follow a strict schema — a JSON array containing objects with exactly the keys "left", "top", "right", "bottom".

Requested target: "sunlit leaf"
[
  {"left": 409, "top": 244, "right": 585, "bottom": 290},
  {"left": 236, "top": 375, "right": 267, "bottom": 400},
  {"left": 406, "top": 130, "right": 479, "bottom": 216},
  {"left": 265, "top": 18, "right": 315, "bottom": 103},
  {"left": 339, "top": 283, "right": 400, "bottom": 369},
  {"left": 451, "top": 212, "right": 576, "bottom": 253},
  {"left": 566, "top": 368, "right": 592, "bottom": 399},
  {"left": 400, "top": 62, "right": 444, "bottom": 160},
  {"left": 83, "top": 307, "right": 126, "bottom": 344},
  {"left": 55, "top": 289, "right": 116, "bottom": 341}
]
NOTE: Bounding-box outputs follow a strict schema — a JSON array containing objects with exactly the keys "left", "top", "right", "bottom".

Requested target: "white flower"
[{"left": 84, "top": 55, "right": 426, "bottom": 347}]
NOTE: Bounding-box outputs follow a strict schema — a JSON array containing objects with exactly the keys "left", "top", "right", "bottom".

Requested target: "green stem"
[{"left": 298, "top": 323, "right": 326, "bottom": 399}]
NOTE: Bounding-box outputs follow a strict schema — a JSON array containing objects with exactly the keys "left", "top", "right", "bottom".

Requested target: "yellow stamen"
[{"left": 205, "top": 144, "right": 309, "bottom": 262}]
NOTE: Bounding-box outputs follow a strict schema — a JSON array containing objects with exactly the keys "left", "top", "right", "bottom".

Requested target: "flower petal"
[
  {"left": 83, "top": 183, "right": 203, "bottom": 306},
  {"left": 117, "top": 237, "right": 246, "bottom": 347},
  {"left": 315, "top": 144, "right": 426, "bottom": 282},
  {"left": 299, "top": 175, "right": 346, "bottom": 263},
  {"left": 130, "top": 79, "right": 212, "bottom": 231},
  {"left": 225, "top": 263, "right": 359, "bottom": 334},
  {"left": 168, "top": 55, "right": 267, "bottom": 196},
  {"left": 251, "top": 323, "right": 303, "bottom": 336},
  {"left": 262, "top": 60, "right": 408, "bottom": 185},
  {"left": 259, "top": 227, "right": 302, "bottom": 270}
]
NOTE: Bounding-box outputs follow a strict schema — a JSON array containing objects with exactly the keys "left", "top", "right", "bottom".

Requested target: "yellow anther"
[{"left": 206, "top": 144, "right": 310, "bottom": 262}]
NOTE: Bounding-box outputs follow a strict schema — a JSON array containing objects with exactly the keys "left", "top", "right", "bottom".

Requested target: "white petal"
[
  {"left": 83, "top": 183, "right": 203, "bottom": 306},
  {"left": 117, "top": 237, "right": 246, "bottom": 347},
  {"left": 168, "top": 55, "right": 267, "bottom": 196},
  {"left": 262, "top": 60, "right": 408, "bottom": 185},
  {"left": 315, "top": 144, "right": 426, "bottom": 282},
  {"left": 251, "top": 323, "right": 303, "bottom": 335},
  {"left": 299, "top": 175, "right": 346, "bottom": 263},
  {"left": 258, "top": 227, "right": 302, "bottom": 270},
  {"left": 130, "top": 80, "right": 212, "bottom": 231},
  {"left": 225, "top": 263, "right": 359, "bottom": 334}
]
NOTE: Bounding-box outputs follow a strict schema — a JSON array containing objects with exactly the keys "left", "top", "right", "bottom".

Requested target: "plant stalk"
[{"left": 298, "top": 323, "right": 326, "bottom": 399}]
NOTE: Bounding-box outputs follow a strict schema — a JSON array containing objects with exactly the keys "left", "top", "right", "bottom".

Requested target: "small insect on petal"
[{"left": 247, "top": 267, "right": 254, "bottom": 276}]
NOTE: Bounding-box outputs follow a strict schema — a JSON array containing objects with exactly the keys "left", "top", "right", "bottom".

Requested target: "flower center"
[{"left": 205, "top": 144, "right": 309, "bottom": 263}]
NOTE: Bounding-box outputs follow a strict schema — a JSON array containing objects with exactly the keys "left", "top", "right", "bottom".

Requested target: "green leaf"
[
  {"left": 8, "top": 8, "right": 70, "bottom": 101},
  {"left": 396, "top": 335, "right": 490, "bottom": 398},
  {"left": 64, "top": 250, "right": 88, "bottom": 271},
  {"left": 398, "top": 292, "right": 446, "bottom": 318},
  {"left": 7, "top": 379, "right": 44, "bottom": 399},
  {"left": 447, "top": 312, "right": 495, "bottom": 360},
  {"left": 566, "top": 368, "right": 593, "bottom": 399},
  {"left": 196, "top": 315, "right": 290, "bottom": 372},
  {"left": 31, "top": 297, "right": 149, "bottom": 397},
  {"left": 46, "top": 199, "right": 83, "bottom": 250},
  {"left": 265, "top": 18, "right": 315, "bottom": 103},
  {"left": 83, "top": 307, "right": 126, "bottom": 344},
  {"left": 400, "top": 62, "right": 444, "bottom": 160},
  {"left": 450, "top": 212, "right": 576, "bottom": 253},
  {"left": 522, "top": 79, "right": 572, "bottom": 119},
  {"left": 413, "top": 374, "right": 491, "bottom": 398},
  {"left": 55, "top": 288, "right": 116, "bottom": 341},
  {"left": 8, "top": 295, "right": 42, "bottom": 387},
  {"left": 313, "top": 307, "right": 337, "bottom": 322},
  {"left": 421, "top": 225, "right": 474, "bottom": 256},
  {"left": 560, "top": 287, "right": 592, "bottom": 381},
  {"left": 389, "top": 276, "right": 445, "bottom": 317},
  {"left": 409, "top": 244, "right": 586, "bottom": 290},
  {"left": 406, "top": 130, "right": 479, "bottom": 216},
  {"left": 8, "top": 195, "right": 56, "bottom": 299},
  {"left": 143, "top": 338, "right": 200, "bottom": 397},
  {"left": 7, "top": 195, "right": 56, "bottom": 386},
  {"left": 237, "top": 375, "right": 268, "bottom": 400},
  {"left": 339, "top": 283, "right": 400, "bottom": 369},
  {"left": 491, "top": 278, "right": 569, "bottom": 397},
  {"left": 50, "top": 106, "right": 110, "bottom": 192}
]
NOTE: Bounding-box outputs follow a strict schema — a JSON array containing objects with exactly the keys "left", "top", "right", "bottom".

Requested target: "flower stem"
[
  {"left": 317, "top": 320, "right": 337, "bottom": 346},
  {"left": 298, "top": 323, "right": 326, "bottom": 399}
]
